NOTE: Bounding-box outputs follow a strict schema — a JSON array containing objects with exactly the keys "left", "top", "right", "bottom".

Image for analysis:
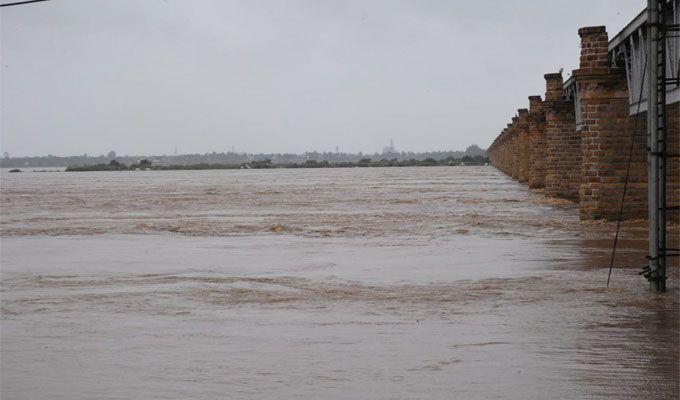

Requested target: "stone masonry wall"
[
  {"left": 543, "top": 73, "right": 580, "bottom": 201},
  {"left": 516, "top": 109, "right": 531, "bottom": 183},
  {"left": 510, "top": 117, "right": 520, "bottom": 180},
  {"left": 486, "top": 23, "right": 679, "bottom": 222},
  {"left": 575, "top": 26, "right": 645, "bottom": 220},
  {"left": 527, "top": 96, "right": 546, "bottom": 188}
]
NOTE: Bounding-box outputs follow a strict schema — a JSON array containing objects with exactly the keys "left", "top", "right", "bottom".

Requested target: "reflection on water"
[{"left": 1, "top": 167, "right": 677, "bottom": 399}]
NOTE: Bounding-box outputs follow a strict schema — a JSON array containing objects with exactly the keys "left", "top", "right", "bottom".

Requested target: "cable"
[
  {"left": 0, "top": 0, "right": 51, "bottom": 7},
  {"left": 607, "top": 55, "right": 648, "bottom": 288}
]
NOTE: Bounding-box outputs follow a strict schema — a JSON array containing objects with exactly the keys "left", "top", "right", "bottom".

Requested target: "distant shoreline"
[
  {"left": 64, "top": 156, "right": 489, "bottom": 172},
  {"left": 0, "top": 145, "right": 488, "bottom": 169}
]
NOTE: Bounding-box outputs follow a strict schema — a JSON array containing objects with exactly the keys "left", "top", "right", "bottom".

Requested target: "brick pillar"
[
  {"left": 509, "top": 117, "right": 520, "bottom": 180},
  {"left": 502, "top": 125, "right": 512, "bottom": 175},
  {"left": 574, "top": 26, "right": 644, "bottom": 220},
  {"left": 494, "top": 130, "right": 507, "bottom": 174},
  {"left": 488, "top": 138, "right": 496, "bottom": 167},
  {"left": 489, "top": 132, "right": 503, "bottom": 172},
  {"left": 516, "top": 109, "right": 531, "bottom": 183},
  {"left": 528, "top": 95, "right": 546, "bottom": 188},
  {"left": 504, "top": 123, "right": 512, "bottom": 176},
  {"left": 543, "top": 72, "right": 580, "bottom": 201}
]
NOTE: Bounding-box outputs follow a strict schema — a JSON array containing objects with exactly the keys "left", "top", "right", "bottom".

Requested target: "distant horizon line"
[{"left": 1, "top": 144, "right": 485, "bottom": 159}]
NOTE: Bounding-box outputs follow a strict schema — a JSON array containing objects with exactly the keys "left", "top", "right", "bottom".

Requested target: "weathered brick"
[
  {"left": 487, "top": 25, "right": 679, "bottom": 223},
  {"left": 543, "top": 72, "right": 580, "bottom": 201}
]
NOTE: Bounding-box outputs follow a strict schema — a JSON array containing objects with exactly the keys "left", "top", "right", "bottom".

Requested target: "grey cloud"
[{"left": 1, "top": 0, "right": 643, "bottom": 156}]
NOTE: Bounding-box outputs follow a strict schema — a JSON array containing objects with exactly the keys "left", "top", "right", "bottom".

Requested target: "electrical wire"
[
  {"left": 607, "top": 55, "right": 648, "bottom": 287},
  {"left": 1, "top": 0, "right": 51, "bottom": 7}
]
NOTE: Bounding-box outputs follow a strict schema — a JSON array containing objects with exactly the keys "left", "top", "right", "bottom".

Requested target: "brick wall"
[
  {"left": 527, "top": 96, "right": 546, "bottom": 188},
  {"left": 509, "top": 117, "right": 520, "bottom": 180},
  {"left": 487, "top": 24, "right": 679, "bottom": 222},
  {"left": 516, "top": 109, "right": 531, "bottom": 183},
  {"left": 500, "top": 129, "right": 510, "bottom": 175},
  {"left": 502, "top": 124, "right": 513, "bottom": 175},
  {"left": 574, "top": 27, "right": 636, "bottom": 219},
  {"left": 543, "top": 72, "right": 581, "bottom": 201},
  {"left": 495, "top": 126, "right": 512, "bottom": 175}
]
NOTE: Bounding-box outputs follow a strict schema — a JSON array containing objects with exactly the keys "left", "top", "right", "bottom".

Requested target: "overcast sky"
[{"left": 1, "top": 0, "right": 644, "bottom": 157}]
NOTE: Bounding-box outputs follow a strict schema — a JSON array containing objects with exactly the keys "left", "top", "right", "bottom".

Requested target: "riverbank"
[{"left": 63, "top": 156, "right": 489, "bottom": 172}]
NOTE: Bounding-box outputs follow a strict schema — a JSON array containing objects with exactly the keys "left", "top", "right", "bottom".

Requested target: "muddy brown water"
[{"left": 1, "top": 166, "right": 678, "bottom": 399}]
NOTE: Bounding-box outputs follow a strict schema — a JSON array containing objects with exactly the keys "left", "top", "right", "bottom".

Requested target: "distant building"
[{"left": 382, "top": 139, "right": 396, "bottom": 155}]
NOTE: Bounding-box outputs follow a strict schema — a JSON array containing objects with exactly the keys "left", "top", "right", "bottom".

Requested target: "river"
[{"left": 1, "top": 166, "right": 677, "bottom": 399}]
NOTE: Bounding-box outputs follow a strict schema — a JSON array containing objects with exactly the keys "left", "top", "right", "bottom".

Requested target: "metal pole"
[
  {"left": 657, "top": 0, "right": 667, "bottom": 291},
  {"left": 647, "top": 0, "right": 662, "bottom": 292}
]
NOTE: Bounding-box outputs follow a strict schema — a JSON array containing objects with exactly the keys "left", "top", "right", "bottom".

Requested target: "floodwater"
[{"left": 0, "top": 167, "right": 677, "bottom": 399}]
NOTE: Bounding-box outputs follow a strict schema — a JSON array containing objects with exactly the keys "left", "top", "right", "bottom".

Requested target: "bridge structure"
[{"left": 487, "top": 0, "right": 679, "bottom": 291}]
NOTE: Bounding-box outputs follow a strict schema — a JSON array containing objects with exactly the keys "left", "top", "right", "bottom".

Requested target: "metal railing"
[{"left": 609, "top": 0, "right": 679, "bottom": 115}]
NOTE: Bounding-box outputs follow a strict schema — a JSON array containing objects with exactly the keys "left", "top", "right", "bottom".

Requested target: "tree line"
[{"left": 64, "top": 155, "right": 489, "bottom": 172}]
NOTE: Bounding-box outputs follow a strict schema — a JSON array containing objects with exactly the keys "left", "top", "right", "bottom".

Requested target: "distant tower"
[
  {"left": 335, "top": 145, "right": 339, "bottom": 154},
  {"left": 231, "top": 145, "right": 236, "bottom": 153},
  {"left": 174, "top": 146, "right": 178, "bottom": 156},
  {"left": 382, "top": 138, "right": 396, "bottom": 154}
]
